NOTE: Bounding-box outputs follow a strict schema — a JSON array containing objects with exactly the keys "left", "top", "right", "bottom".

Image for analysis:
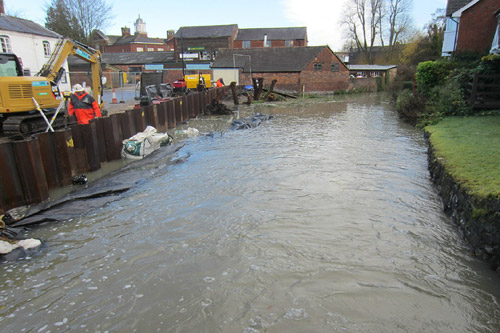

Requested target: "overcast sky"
[{"left": 6, "top": 0, "right": 447, "bottom": 50}]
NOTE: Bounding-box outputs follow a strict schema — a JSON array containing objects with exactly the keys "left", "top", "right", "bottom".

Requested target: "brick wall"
[
  {"left": 238, "top": 48, "right": 349, "bottom": 93},
  {"left": 457, "top": 0, "right": 500, "bottom": 54},
  {"left": 103, "top": 43, "right": 167, "bottom": 53},
  {"left": 299, "top": 47, "right": 350, "bottom": 92},
  {"left": 240, "top": 72, "right": 301, "bottom": 91}
]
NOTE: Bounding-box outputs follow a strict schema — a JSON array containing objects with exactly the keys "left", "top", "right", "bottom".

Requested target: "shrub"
[
  {"left": 431, "top": 78, "right": 471, "bottom": 116},
  {"left": 395, "top": 90, "right": 428, "bottom": 124},
  {"left": 416, "top": 60, "right": 455, "bottom": 96}
]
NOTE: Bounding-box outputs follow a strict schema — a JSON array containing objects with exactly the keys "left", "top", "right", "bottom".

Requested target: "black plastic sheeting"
[
  {"left": 7, "top": 144, "right": 185, "bottom": 228},
  {"left": 230, "top": 113, "right": 273, "bottom": 130}
]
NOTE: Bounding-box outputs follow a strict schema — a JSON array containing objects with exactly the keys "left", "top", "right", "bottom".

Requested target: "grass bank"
[{"left": 425, "top": 116, "right": 500, "bottom": 199}]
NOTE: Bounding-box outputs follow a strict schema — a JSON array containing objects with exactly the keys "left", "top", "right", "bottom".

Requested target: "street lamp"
[{"left": 232, "top": 54, "right": 251, "bottom": 85}]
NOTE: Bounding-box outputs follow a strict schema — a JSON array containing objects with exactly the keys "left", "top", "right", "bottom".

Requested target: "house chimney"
[
  {"left": 167, "top": 30, "right": 174, "bottom": 39},
  {"left": 264, "top": 34, "right": 268, "bottom": 47},
  {"left": 0, "top": 0, "right": 5, "bottom": 15},
  {"left": 121, "top": 27, "right": 131, "bottom": 37}
]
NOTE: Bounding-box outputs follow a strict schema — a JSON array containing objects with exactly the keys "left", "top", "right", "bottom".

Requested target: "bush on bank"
[{"left": 394, "top": 54, "right": 500, "bottom": 127}]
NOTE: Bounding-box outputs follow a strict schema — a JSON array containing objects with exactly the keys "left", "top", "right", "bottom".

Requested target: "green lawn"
[{"left": 426, "top": 116, "right": 500, "bottom": 199}]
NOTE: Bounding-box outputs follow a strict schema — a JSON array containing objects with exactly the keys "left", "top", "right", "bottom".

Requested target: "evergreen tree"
[
  {"left": 45, "top": 0, "right": 85, "bottom": 42},
  {"left": 45, "top": 0, "right": 112, "bottom": 44}
]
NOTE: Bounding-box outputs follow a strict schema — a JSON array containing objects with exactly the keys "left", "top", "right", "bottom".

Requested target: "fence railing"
[{"left": 468, "top": 73, "right": 500, "bottom": 109}]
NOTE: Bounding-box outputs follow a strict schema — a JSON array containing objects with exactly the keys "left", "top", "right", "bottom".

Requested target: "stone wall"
[{"left": 427, "top": 140, "right": 500, "bottom": 272}]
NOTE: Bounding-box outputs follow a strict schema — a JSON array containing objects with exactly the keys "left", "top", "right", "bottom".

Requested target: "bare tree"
[
  {"left": 342, "top": 0, "right": 383, "bottom": 64},
  {"left": 45, "top": 0, "right": 113, "bottom": 43},
  {"left": 386, "top": 0, "right": 413, "bottom": 48}
]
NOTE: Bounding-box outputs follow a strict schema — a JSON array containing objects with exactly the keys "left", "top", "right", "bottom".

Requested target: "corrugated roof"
[
  {"left": 68, "top": 51, "right": 175, "bottom": 66},
  {"left": 212, "top": 46, "right": 332, "bottom": 72},
  {"left": 348, "top": 65, "right": 397, "bottom": 71},
  {"left": 235, "top": 27, "right": 307, "bottom": 41},
  {"left": 446, "top": 0, "right": 475, "bottom": 16},
  {"left": 174, "top": 24, "right": 238, "bottom": 38},
  {"left": 103, "top": 51, "right": 174, "bottom": 64},
  {"left": 0, "top": 15, "right": 60, "bottom": 38}
]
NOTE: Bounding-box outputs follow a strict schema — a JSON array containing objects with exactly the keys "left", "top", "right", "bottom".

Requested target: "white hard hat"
[{"left": 73, "top": 84, "right": 84, "bottom": 92}]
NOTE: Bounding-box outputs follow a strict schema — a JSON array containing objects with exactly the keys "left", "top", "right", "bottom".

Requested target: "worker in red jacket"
[{"left": 68, "top": 84, "right": 102, "bottom": 124}]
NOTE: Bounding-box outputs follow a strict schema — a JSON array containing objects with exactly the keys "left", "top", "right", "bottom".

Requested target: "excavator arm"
[{"left": 36, "top": 38, "right": 103, "bottom": 108}]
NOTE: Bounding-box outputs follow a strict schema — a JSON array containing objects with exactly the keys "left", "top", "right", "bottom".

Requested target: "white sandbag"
[{"left": 122, "top": 126, "right": 172, "bottom": 160}]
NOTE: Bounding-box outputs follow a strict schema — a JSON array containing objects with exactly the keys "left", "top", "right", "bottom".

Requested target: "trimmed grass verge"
[{"left": 425, "top": 116, "right": 500, "bottom": 200}]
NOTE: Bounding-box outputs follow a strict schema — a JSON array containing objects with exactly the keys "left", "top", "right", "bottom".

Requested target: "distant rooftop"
[
  {"left": 212, "top": 46, "right": 336, "bottom": 72},
  {"left": 174, "top": 24, "right": 238, "bottom": 38},
  {"left": 348, "top": 65, "right": 397, "bottom": 71},
  {"left": 235, "top": 27, "right": 307, "bottom": 41}
]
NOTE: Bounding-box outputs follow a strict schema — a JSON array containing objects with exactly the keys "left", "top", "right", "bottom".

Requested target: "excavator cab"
[{"left": 0, "top": 53, "right": 23, "bottom": 77}]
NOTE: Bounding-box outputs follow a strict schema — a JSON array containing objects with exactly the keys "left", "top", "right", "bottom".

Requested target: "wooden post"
[
  {"left": 230, "top": 81, "right": 239, "bottom": 105},
  {"left": 253, "top": 77, "right": 264, "bottom": 100},
  {"left": 263, "top": 79, "right": 277, "bottom": 100}
]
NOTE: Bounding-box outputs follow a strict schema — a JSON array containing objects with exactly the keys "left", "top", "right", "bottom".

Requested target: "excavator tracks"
[{"left": 1, "top": 112, "right": 73, "bottom": 136}]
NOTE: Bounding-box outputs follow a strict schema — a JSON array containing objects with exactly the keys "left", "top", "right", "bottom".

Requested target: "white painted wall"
[
  {"left": 0, "top": 30, "right": 71, "bottom": 91},
  {"left": 213, "top": 68, "right": 239, "bottom": 86}
]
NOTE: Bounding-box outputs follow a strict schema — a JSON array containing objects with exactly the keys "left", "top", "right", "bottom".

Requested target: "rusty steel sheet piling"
[
  {"left": 12, "top": 138, "right": 49, "bottom": 205},
  {"left": 187, "top": 94, "right": 194, "bottom": 118},
  {"left": 157, "top": 102, "right": 167, "bottom": 132},
  {"left": 35, "top": 132, "right": 61, "bottom": 189},
  {"left": 82, "top": 120, "right": 101, "bottom": 171},
  {"left": 133, "top": 108, "right": 147, "bottom": 133},
  {"left": 102, "top": 116, "right": 122, "bottom": 161},
  {"left": 174, "top": 98, "right": 183, "bottom": 125},
  {"left": 53, "top": 129, "right": 78, "bottom": 186},
  {"left": 71, "top": 125, "right": 90, "bottom": 173},
  {"left": 166, "top": 100, "right": 176, "bottom": 129},
  {"left": 95, "top": 118, "right": 109, "bottom": 163},
  {"left": 181, "top": 95, "right": 189, "bottom": 121},
  {"left": 145, "top": 104, "right": 159, "bottom": 129},
  {"left": 0, "top": 142, "right": 25, "bottom": 213},
  {"left": 194, "top": 93, "right": 200, "bottom": 117},
  {"left": 118, "top": 112, "right": 132, "bottom": 141}
]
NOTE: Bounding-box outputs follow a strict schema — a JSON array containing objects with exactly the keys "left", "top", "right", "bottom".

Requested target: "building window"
[
  {"left": 242, "top": 41, "right": 250, "bottom": 48},
  {"left": 331, "top": 63, "right": 339, "bottom": 72},
  {"left": 137, "top": 47, "right": 144, "bottom": 52},
  {"left": 264, "top": 40, "right": 272, "bottom": 47},
  {"left": 158, "top": 48, "right": 164, "bottom": 51},
  {"left": 43, "top": 41, "right": 51, "bottom": 57},
  {"left": 285, "top": 40, "right": 293, "bottom": 47},
  {"left": 147, "top": 47, "right": 154, "bottom": 52},
  {"left": 313, "top": 63, "right": 322, "bottom": 71},
  {"left": 0, "top": 35, "right": 12, "bottom": 53}
]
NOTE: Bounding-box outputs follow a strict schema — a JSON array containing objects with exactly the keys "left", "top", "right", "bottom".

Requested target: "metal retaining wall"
[{"left": 0, "top": 88, "right": 226, "bottom": 214}]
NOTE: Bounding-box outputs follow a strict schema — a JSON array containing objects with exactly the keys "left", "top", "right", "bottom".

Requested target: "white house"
[{"left": 0, "top": 6, "right": 71, "bottom": 91}]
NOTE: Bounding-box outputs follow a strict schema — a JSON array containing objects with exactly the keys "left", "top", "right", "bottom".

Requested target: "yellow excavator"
[{"left": 0, "top": 38, "right": 103, "bottom": 135}]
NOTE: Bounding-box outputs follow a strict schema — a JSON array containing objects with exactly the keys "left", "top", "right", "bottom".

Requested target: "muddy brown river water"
[{"left": 1, "top": 94, "right": 500, "bottom": 332}]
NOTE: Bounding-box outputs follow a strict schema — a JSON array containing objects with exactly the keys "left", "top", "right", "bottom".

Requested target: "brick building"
[
  {"left": 442, "top": 0, "right": 500, "bottom": 56},
  {"left": 211, "top": 46, "right": 349, "bottom": 93},
  {"left": 233, "top": 27, "right": 307, "bottom": 48},
  {"left": 174, "top": 24, "right": 238, "bottom": 61},
  {"left": 97, "top": 16, "right": 167, "bottom": 53}
]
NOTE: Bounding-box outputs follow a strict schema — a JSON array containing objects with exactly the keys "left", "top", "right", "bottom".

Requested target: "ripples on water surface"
[{"left": 2, "top": 94, "right": 500, "bottom": 332}]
